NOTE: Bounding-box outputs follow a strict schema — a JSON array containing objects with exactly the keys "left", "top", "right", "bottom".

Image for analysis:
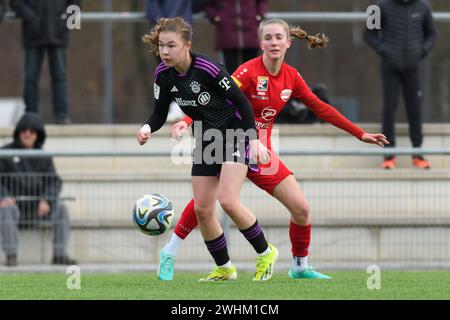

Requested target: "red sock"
[
  {"left": 174, "top": 198, "right": 198, "bottom": 239},
  {"left": 289, "top": 221, "right": 311, "bottom": 257}
]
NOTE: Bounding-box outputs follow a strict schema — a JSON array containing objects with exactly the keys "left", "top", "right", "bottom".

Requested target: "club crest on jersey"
[
  {"left": 190, "top": 81, "right": 201, "bottom": 94},
  {"left": 257, "top": 76, "right": 269, "bottom": 91},
  {"left": 261, "top": 107, "right": 277, "bottom": 121},
  {"left": 280, "top": 89, "right": 292, "bottom": 102}
]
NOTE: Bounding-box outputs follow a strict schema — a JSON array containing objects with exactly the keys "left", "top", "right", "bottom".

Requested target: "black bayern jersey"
[{"left": 145, "top": 53, "right": 257, "bottom": 135}]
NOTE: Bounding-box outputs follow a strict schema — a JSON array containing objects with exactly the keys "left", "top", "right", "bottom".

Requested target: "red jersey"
[{"left": 183, "top": 56, "right": 365, "bottom": 150}]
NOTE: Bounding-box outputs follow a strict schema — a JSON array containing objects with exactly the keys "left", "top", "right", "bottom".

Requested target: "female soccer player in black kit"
[{"left": 136, "top": 17, "right": 278, "bottom": 281}]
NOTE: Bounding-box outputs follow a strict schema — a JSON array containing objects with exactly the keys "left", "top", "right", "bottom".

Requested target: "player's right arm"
[{"left": 137, "top": 75, "right": 172, "bottom": 145}]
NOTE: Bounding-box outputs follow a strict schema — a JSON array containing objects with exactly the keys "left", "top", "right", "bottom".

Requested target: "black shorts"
[{"left": 191, "top": 124, "right": 252, "bottom": 177}]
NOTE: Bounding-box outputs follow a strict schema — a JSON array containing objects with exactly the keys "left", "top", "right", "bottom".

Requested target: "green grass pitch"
[{"left": 1, "top": 271, "right": 449, "bottom": 300}]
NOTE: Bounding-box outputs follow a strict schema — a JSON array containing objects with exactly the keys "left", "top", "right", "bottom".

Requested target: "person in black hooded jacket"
[
  {"left": 0, "top": 113, "right": 76, "bottom": 266},
  {"left": 364, "top": 0, "right": 436, "bottom": 169},
  {"left": 10, "top": 0, "right": 81, "bottom": 124}
]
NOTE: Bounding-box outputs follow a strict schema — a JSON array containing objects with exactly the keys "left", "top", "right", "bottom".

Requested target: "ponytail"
[
  {"left": 259, "top": 19, "right": 329, "bottom": 49},
  {"left": 289, "top": 26, "right": 329, "bottom": 48}
]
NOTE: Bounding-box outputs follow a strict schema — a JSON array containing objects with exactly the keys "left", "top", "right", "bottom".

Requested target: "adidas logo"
[
  {"left": 232, "top": 151, "right": 241, "bottom": 157},
  {"left": 170, "top": 86, "right": 178, "bottom": 92}
]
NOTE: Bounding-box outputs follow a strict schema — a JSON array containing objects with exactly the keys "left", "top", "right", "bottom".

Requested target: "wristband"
[{"left": 140, "top": 124, "right": 151, "bottom": 134}]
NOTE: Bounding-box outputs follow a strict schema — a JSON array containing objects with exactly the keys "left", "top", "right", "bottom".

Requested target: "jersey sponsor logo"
[
  {"left": 255, "top": 120, "right": 271, "bottom": 129},
  {"left": 170, "top": 86, "right": 178, "bottom": 92},
  {"left": 219, "top": 77, "right": 232, "bottom": 91},
  {"left": 257, "top": 76, "right": 269, "bottom": 91},
  {"left": 261, "top": 107, "right": 277, "bottom": 121},
  {"left": 280, "top": 89, "right": 292, "bottom": 102},
  {"left": 154, "top": 83, "right": 160, "bottom": 99},
  {"left": 197, "top": 92, "right": 211, "bottom": 105},
  {"left": 175, "top": 97, "right": 198, "bottom": 107},
  {"left": 190, "top": 81, "right": 201, "bottom": 93},
  {"left": 251, "top": 94, "right": 269, "bottom": 100}
]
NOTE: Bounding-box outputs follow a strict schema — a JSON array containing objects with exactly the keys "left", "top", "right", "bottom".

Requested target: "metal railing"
[
  {"left": 1, "top": 148, "right": 450, "bottom": 158},
  {"left": 4, "top": 11, "right": 450, "bottom": 22}
]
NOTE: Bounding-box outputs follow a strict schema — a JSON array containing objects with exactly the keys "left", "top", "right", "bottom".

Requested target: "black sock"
[
  {"left": 204, "top": 233, "right": 230, "bottom": 266},
  {"left": 239, "top": 220, "right": 269, "bottom": 254}
]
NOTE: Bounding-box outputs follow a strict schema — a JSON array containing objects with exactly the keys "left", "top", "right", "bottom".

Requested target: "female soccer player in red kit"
[{"left": 157, "top": 19, "right": 389, "bottom": 281}]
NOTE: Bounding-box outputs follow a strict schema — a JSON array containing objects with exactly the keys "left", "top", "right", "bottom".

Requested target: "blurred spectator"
[
  {"left": 0, "top": 113, "right": 76, "bottom": 266},
  {"left": 364, "top": 0, "right": 436, "bottom": 169},
  {"left": 144, "top": 0, "right": 192, "bottom": 122},
  {"left": 0, "top": 0, "right": 5, "bottom": 23},
  {"left": 275, "top": 84, "right": 329, "bottom": 124},
  {"left": 145, "top": 0, "right": 192, "bottom": 26},
  {"left": 10, "top": 0, "right": 81, "bottom": 125},
  {"left": 192, "top": 0, "right": 205, "bottom": 14},
  {"left": 204, "top": 0, "right": 268, "bottom": 74}
]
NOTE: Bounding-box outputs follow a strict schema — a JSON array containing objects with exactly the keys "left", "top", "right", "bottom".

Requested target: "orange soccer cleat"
[
  {"left": 381, "top": 157, "right": 396, "bottom": 169},
  {"left": 412, "top": 156, "right": 431, "bottom": 169}
]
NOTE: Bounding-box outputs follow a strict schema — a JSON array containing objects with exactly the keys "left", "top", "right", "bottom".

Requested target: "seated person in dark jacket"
[{"left": 0, "top": 113, "right": 76, "bottom": 266}]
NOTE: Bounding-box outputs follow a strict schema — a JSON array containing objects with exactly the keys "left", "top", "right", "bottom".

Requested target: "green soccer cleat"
[
  {"left": 253, "top": 243, "right": 279, "bottom": 281},
  {"left": 157, "top": 249, "right": 175, "bottom": 281},
  {"left": 288, "top": 266, "right": 332, "bottom": 280},
  {"left": 198, "top": 265, "right": 237, "bottom": 282}
]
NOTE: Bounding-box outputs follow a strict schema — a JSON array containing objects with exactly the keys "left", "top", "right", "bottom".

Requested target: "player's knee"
[
  {"left": 217, "top": 193, "right": 239, "bottom": 214},
  {"left": 194, "top": 204, "right": 214, "bottom": 223},
  {"left": 291, "top": 199, "right": 309, "bottom": 222}
]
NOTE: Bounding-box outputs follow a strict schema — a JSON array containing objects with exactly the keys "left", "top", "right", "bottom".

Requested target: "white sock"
[
  {"left": 218, "top": 261, "right": 232, "bottom": 268},
  {"left": 258, "top": 245, "right": 272, "bottom": 256},
  {"left": 163, "top": 233, "right": 184, "bottom": 256},
  {"left": 291, "top": 255, "right": 308, "bottom": 272}
]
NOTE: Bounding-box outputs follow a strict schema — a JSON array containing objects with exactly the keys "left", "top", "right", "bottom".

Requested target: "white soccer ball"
[{"left": 132, "top": 193, "right": 174, "bottom": 236}]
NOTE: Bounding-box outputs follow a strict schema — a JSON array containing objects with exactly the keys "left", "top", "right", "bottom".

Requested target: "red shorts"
[{"left": 246, "top": 151, "right": 293, "bottom": 195}]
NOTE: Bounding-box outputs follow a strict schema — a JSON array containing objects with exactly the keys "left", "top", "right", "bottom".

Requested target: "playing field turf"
[{"left": 1, "top": 271, "right": 449, "bottom": 300}]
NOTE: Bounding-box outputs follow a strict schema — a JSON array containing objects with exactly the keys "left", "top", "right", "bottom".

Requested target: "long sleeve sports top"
[{"left": 145, "top": 52, "right": 257, "bottom": 137}]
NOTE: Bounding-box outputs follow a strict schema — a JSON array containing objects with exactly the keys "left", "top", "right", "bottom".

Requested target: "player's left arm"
[{"left": 293, "top": 72, "right": 388, "bottom": 147}]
